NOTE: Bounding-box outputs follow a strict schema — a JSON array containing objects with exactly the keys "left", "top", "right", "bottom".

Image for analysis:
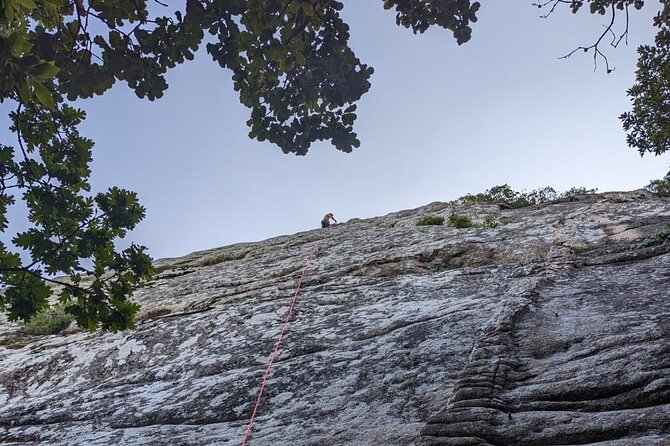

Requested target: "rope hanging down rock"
[{"left": 240, "top": 246, "right": 319, "bottom": 446}]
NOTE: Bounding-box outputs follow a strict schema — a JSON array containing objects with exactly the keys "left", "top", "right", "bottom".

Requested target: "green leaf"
[
  {"left": 4, "top": 273, "right": 52, "bottom": 322},
  {"left": 3, "top": 0, "right": 15, "bottom": 21},
  {"left": 0, "top": 249, "right": 21, "bottom": 269},
  {"left": 29, "top": 62, "right": 60, "bottom": 81},
  {"left": 15, "top": 0, "right": 37, "bottom": 10},
  {"left": 11, "top": 36, "right": 34, "bottom": 57},
  {"left": 30, "top": 79, "right": 55, "bottom": 110},
  {"left": 16, "top": 80, "right": 31, "bottom": 103}
]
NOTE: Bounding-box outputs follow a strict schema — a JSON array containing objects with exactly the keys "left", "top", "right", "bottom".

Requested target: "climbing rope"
[{"left": 240, "top": 246, "right": 319, "bottom": 446}]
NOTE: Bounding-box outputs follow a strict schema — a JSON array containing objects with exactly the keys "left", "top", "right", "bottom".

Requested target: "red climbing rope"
[{"left": 240, "top": 246, "right": 319, "bottom": 446}]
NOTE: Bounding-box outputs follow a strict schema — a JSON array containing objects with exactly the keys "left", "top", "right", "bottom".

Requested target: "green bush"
[
  {"left": 482, "top": 215, "right": 500, "bottom": 228},
  {"left": 657, "top": 224, "right": 670, "bottom": 244},
  {"left": 416, "top": 215, "right": 445, "bottom": 226},
  {"left": 429, "top": 259, "right": 459, "bottom": 271},
  {"left": 560, "top": 187, "right": 598, "bottom": 197},
  {"left": 21, "top": 305, "right": 74, "bottom": 336},
  {"left": 647, "top": 171, "right": 670, "bottom": 197},
  {"left": 639, "top": 223, "right": 670, "bottom": 247},
  {"left": 448, "top": 213, "right": 474, "bottom": 228},
  {"left": 455, "top": 184, "right": 597, "bottom": 208}
]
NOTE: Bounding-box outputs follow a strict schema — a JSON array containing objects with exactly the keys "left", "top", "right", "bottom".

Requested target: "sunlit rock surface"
[{"left": 1, "top": 190, "right": 669, "bottom": 446}]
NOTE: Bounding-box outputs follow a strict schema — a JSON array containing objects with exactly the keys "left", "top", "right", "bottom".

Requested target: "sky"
[{"left": 2, "top": 1, "right": 669, "bottom": 260}]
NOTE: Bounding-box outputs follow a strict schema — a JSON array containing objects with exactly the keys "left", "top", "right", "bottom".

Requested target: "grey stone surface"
[{"left": 0, "top": 190, "right": 669, "bottom": 445}]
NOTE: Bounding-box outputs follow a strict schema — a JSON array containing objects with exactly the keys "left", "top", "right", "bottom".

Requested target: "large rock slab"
[{"left": 1, "top": 191, "right": 669, "bottom": 445}]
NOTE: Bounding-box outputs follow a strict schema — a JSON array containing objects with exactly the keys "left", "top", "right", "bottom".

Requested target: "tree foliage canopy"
[{"left": 1, "top": 0, "right": 669, "bottom": 331}]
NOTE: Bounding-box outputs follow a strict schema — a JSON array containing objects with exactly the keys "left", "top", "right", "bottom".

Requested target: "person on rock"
[{"left": 321, "top": 213, "right": 337, "bottom": 228}]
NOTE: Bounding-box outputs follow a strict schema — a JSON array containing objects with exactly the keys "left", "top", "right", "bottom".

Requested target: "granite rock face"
[{"left": 0, "top": 190, "right": 669, "bottom": 446}]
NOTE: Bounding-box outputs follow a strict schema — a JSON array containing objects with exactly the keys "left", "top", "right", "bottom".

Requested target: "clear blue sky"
[{"left": 2, "top": 2, "right": 669, "bottom": 260}]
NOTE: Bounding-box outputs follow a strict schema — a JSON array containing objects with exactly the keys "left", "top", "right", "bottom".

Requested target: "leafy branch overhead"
[
  {"left": 0, "top": 0, "right": 482, "bottom": 154},
  {"left": 2, "top": 0, "right": 667, "bottom": 154},
  {"left": 0, "top": 104, "right": 152, "bottom": 331},
  {"left": 1, "top": 0, "right": 669, "bottom": 331},
  {"left": 534, "top": 0, "right": 670, "bottom": 156}
]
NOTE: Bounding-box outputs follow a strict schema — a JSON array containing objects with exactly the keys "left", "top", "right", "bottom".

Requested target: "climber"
[{"left": 321, "top": 212, "right": 337, "bottom": 228}]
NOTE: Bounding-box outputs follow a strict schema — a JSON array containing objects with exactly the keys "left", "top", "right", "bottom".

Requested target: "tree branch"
[
  {"left": 22, "top": 212, "right": 104, "bottom": 272},
  {"left": 2, "top": 266, "right": 87, "bottom": 293},
  {"left": 532, "top": 0, "right": 571, "bottom": 19},
  {"left": 558, "top": 3, "right": 618, "bottom": 73}
]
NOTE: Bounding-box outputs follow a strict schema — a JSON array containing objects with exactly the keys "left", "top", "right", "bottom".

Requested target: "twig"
[
  {"left": 1, "top": 267, "right": 87, "bottom": 293},
  {"left": 613, "top": 4, "right": 630, "bottom": 48},
  {"left": 532, "top": 0, "right": 571, "bottom": 19},
  {"left": 559, "top": 3, "right": 618, "bottom": 73}
]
